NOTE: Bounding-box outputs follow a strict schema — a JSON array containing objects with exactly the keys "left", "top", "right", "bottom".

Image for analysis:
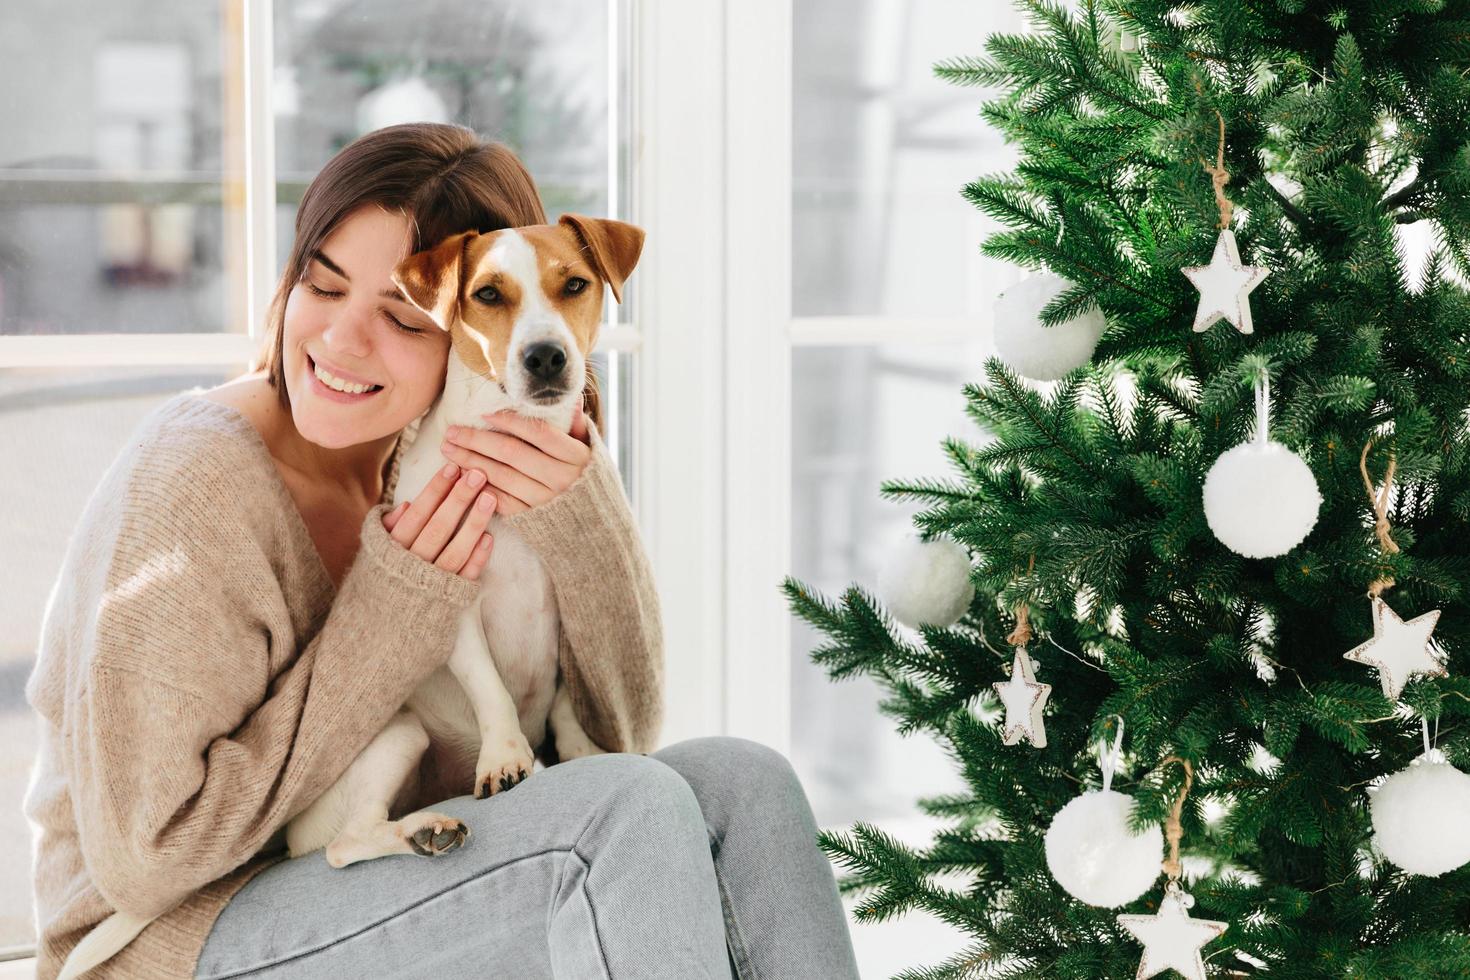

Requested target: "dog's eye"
[
  {"left": 565, "top": 277, "right": 588, "bottom": 295},
  {"left": 474, "top": 286, "right": 500, "bottom": 304}
]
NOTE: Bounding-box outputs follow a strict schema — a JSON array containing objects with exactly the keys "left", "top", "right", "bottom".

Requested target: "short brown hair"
[{"left": 251, "top": 122, "right": 602, "bottom": 429}]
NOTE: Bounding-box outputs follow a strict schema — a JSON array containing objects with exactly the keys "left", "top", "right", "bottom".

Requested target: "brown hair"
[{"left": 250, "top": 122, "right": 603, "bottom": 430}]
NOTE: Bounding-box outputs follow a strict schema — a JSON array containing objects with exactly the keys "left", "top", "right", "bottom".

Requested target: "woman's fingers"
[
  {"left": 481, "top": 410, "right": 589, "bottom": 465},
  {"left": 410, "top": 470, "right": 490, "bottom": 564},
  {"left": 462, "top": 531, "right": 495, "bottom": 579},
  {"left": 387, "top": 462, "right": 462, "bottom": 547},
  {"left": 445, "top": 449, "right": 554, "bottom": 508},
  {"left": 484, "top": 486, "right": 531, "bottom": 516},
  {"left": 435, "top": 488, "right": 497, "bottom": 577},
  {"left": 380, "top": 461, "right": 498, "bottom": 581},
  {"left": 444, "top": 426, "right": 572, "bottom": 489}
]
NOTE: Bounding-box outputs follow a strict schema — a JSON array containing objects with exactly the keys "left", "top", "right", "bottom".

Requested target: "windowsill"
[{"left": 0, "top": 957, "right": 33, "bottom": 979}]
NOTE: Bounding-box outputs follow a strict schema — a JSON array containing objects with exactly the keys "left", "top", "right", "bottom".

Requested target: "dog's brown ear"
[
  {"left": 392, "top": 231, "right": 477, "bottom": 330},
  {"left": 558, "top": 214, "right": 644, "bottom": 304}
]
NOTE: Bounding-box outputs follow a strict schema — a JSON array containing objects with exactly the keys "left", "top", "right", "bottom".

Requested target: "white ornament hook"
[
  {"left": 1099, "top": 714, "right": 1126, "bottom": 794},
  {"left": 1254, "top": 373, "right": 1270, "bottom": 446},
  {"left": 1422, "top": 715, "right": 1442, "bottom": 761}
]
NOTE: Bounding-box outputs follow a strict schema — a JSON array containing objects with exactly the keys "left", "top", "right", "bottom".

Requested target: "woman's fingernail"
[{"left": 442, "top": 462, "right": 458, "bottom": 478}]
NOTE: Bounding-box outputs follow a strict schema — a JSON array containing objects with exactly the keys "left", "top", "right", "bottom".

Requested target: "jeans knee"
[
  {"left": 575, "top": 752, "right": 706, "bottom": 843},
  {"left": 679, "top": 735, "right": 800, "bottom": 793}
]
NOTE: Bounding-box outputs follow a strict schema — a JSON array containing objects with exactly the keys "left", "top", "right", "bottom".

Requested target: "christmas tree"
[{"left": 782, "top": 2, "right": 1470, "bottom": 976}]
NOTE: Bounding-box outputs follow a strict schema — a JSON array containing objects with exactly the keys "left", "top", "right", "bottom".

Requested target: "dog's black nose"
[{"left": 522, "top": 341, "right": 567, "bottom": 382}]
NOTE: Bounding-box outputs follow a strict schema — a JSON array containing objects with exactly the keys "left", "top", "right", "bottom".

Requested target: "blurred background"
[{"left": 0, "top": 1, "right": 1053, "bottom": 975}]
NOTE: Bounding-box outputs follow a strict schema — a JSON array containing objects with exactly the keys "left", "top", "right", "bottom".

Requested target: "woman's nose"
[{"left": 321, "top": 301, "right": 377, "bottom": 353}]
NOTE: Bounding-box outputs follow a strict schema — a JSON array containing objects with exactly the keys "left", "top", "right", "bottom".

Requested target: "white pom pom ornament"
[
  {"left": 1203, "top": 375, "right": 1321, "bottom": 558},
  {"left": 1046, "top": 790, "right": 1164, "bottom": 907},
  {"left": 1044, "top": 717, "right": 1163, "bottom": 907},
  {"left": 1370, "top": 726, "right": 1470, "bottom": 877},
  {"left": 992, "top": 272, "right": 1107, "bottom": 382},
  {"left": 877, "top": 534, "right": 975, "bottom": 629}
]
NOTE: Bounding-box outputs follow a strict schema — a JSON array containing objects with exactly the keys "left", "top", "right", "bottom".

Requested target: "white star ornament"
[
  {"left": 1181, "top": 228, "right": 1270, "bottom": 335},
  {"left": 1343, "top": 598, "right": 1446, "bottom": 701},
  {"left": 992, "top": 648, "right": 1050, "bottom": 747},
  {"left": 1117, "top": 887, "right": 1228, "bottom": 980}
]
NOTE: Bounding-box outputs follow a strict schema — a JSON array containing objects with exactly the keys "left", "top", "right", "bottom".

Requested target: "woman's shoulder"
[
  {"left": 190, "top": 373, "right": 279, "bottom": 446},
  {"left": 76, "top": 378, "right": 283, "bottom": 548},
  {"left": 128, "top": 377, "right": 275, "bottom": 483}
]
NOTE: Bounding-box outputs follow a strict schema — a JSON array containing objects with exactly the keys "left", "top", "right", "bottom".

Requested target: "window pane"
[
  {"left": 0, "top": 367, "right": 235, "bottom": 952},
  {"left": 792, "top": 0, "right": 1029, "bottom": 317},
  {"left": 273, "top": 0, "right": 611, "bottom": 233},
  {"left": 790, "top": 341, "right": 994, "bottom": 973},
  {"left": 0, "top": 9, "right": 236, "bottom": 336}
]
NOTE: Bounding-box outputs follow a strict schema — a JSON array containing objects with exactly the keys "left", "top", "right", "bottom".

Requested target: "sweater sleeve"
[
  {"left": 500, "top": 419, "right": 665, "bottom": 757},
  {"left": 67, "top": 499, "right": 483, "bottom": 919}
]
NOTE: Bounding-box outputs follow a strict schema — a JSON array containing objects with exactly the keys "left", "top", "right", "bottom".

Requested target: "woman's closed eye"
[{"left": 303, "top": 279, "right": 425, "bottom": 335}]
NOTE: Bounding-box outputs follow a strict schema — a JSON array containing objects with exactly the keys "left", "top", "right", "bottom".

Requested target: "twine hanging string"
[
  {"left": 1007, "top": 604, "right": 1033, "bottom": 647},
  {"left": 1006, "top": 554, "right": 1038, "bottom": 647},
  {"left": 1200, "top": 108, "right": 1234, "bottom": 230},
  {"left": 1159, "top": 756, "right": 1195, "bottom": 882},
  {"left": 1359, "top": 439, "right": 1399, "bottom": 599}
]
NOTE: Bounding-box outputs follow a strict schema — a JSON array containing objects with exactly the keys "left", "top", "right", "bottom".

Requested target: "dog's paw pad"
[{"left": 408, "top": 820, "right": 468, "bottom": 856}]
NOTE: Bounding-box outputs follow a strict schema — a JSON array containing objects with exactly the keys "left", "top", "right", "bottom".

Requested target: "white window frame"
[
  {"left": 643, "top": 0, "right": 997, "bottom": 756},
  {"left": 0, "top": 0, "right": 979, "bottom": 768}
]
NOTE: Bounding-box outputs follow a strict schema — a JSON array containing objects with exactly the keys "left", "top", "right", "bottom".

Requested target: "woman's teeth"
[{"left": 313, "top": 359, "right": 381, "bottom": 394}]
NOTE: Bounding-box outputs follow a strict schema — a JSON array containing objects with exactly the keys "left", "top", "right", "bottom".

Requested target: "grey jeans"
[{"left": 195, "top": 736, "right": 862, "bottom": 979}]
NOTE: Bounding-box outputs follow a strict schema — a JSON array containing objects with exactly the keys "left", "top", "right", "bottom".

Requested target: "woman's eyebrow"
[{"left": 310, "top": 249, "right": 407, "bottom": 302}]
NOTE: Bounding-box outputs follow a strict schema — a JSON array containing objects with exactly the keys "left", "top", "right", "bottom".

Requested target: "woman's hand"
[
  {"left": 437, "top": 403, "right": 593, "bottom": 516},
  {"left": 381, "top": 462, "right": 497, "bottom": 580}
]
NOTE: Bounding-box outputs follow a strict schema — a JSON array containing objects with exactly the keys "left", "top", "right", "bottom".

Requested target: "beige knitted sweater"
[{"left": 23, "top": 391, "right": 664, "bottom": 979}]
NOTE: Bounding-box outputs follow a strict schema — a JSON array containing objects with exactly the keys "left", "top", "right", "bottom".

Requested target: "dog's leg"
[
  {"left": 294, "top": 708, "right": 469, "bottom": 869},
  {"left": 549, "top": 681, "right": 611, "bottom": 761},
  {"left": 446, "top": 604, "right": 537, "bottom": 798}
]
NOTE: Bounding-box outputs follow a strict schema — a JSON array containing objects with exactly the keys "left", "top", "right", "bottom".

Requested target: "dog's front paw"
[{"left": 474, "top": 732, "right": 537, "bottom": 799}]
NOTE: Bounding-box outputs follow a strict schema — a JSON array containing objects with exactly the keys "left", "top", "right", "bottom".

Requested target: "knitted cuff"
[{"left": 355, "top": 502, "right": 486, "bottom": 607}]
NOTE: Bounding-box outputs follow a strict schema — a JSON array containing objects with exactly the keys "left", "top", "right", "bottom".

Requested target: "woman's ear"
[{"left": 391, "top": 231, "right": 477, "bottom": 330}]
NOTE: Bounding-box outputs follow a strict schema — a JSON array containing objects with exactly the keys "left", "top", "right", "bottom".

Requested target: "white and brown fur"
[{"left": 55, "top": 214, "right": 645, "bottom": 980}]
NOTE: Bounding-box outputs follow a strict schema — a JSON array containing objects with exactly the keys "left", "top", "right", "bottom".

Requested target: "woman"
[{"left": 23, "top": 122, "right": 861, "bottom": 979}]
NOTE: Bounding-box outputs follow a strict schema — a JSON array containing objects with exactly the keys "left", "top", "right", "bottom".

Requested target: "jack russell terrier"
[{"left": 56, "top": 213, "right": 645, "bottom": 980}]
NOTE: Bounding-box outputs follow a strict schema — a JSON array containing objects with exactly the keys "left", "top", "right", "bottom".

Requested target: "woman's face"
[{"left": 281, "top": 204, "right": 451, "bottom": 450}]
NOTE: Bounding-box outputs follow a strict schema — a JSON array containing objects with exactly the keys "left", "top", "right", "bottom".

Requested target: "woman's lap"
[{"left": 195, "top": 736, "right": 860, "bottom": 980}]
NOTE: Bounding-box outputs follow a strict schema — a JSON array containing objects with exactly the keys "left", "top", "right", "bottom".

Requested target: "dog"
[{"left": 54, "top": 213, "right": 645, "bottom": 980}]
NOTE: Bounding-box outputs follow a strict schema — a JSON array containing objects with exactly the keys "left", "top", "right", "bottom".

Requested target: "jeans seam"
[
  {"left": 201, "top": 847, "right": 572, "bottom": 979},
  {"left": 568, "top": 846, "right": 613, "bottom": 980},
  {"left": 713, "top": 858, "right": 754, "bottom": 980}
]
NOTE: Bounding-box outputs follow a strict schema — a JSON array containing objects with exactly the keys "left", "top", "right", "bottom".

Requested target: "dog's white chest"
[{"left": 392, "top": 418, "right": 562, "bottom": 777}]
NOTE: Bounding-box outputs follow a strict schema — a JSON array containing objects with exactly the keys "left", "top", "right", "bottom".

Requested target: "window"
[
  {"left": 0, "top": 0, "right": 636, "bottom": 958},
  {"left": 785, "top": 0, "right": 1034, "bottom": 970}
]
